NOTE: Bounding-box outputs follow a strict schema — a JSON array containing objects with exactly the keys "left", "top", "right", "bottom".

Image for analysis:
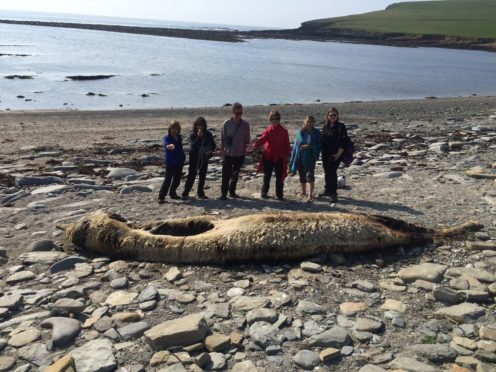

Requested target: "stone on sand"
[
  {"left": 144, "top": 313, "right": 208, "bottom": 350},
  {"left": 106, "top": 167, "right": 139, "bottom": 179},
  {"left": 40, "top": 317, "right": 81, "bottom": 346},
  {"left": 398, "top": 263, "right": 447, "bottom": 283}
]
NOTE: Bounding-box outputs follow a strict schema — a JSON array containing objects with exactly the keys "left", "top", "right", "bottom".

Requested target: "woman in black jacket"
[
  {"left": 182, "top": 117, "right": 217, "bottom": 200},
  {"left": 320, "top": 107, "right": 348, "bottom": 203}
]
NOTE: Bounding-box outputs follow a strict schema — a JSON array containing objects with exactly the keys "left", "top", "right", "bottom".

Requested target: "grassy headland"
[
  {"left": 290, "top": 0, "right": 496, "bottom": 51},
  {"left": 303, "top": 0, "right": 496, "bottom": 39}
]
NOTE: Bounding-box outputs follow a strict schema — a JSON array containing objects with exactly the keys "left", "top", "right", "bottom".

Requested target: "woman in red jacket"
[{"left": 254, "top": 110, "right": 291, "bottom": 201}]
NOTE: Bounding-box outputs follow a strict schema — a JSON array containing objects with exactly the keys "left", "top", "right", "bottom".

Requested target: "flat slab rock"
[
  {"left": 70, "top": 338, "right": 116, "bottom": 372},
  {"left": 144, "top": 313, "right": 208, "bottom": 350},
  {"left": 466, "top": 240, "right": 496, "bottom": 251},
  {"left": 389, "top": 356, "right": 437, "bottom": 372},
  {"left": 50, "top": 256, "right": 88, "bottom": 274},
  {"left": 435, "top": 303, "right": 486, "bottom": 323},
  {"left": 229, "top": 296, "right": 270, "bottom": 312},
  {"left": 20, "top": 251, "right": 68, "bottom": 265},
  {"left": 31, "top": 185, "right": 68, "bottom": 195},
  {"left": 407, "top": 343, "right": 457, "bottom": 363},
  {"left": 6, "top": 270, "right": 35, "bottom": 284},
  {"left": 18, "top": 342, "right": 52, "bottom": 367},
  {"left": 0, "top": 357, "right": 16, "bottom": 372},
  {"left": 15, "top": 175, "right": 64, "bottom": 186},
  {"left": 307, "top": 326, "right": 351, "bottom": 348},
  {"left": 398, "top": 263, "right": 447, "bottom": 283},
  {"left": 105, "top": 291, "right": 138, "bottom": 307},
  {"left": 0, "top": 294, "right": 22, "bottom": 309}
]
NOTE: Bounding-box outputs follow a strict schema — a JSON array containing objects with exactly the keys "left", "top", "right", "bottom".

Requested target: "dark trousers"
[
  {"left": 262, "top": 158, "right": 284, "bottom": 199},
  {"left": 221, "top": 156, "right": 244, "bottom": 197},
  {"left": 159, "top": 165, "right": 182, "bottom": 199},
  {"left": 322, "top": 154, "right": 341, "bottom": 195},
  {"left": 183, "top": 155, "right": 208, "bottom": 197}
]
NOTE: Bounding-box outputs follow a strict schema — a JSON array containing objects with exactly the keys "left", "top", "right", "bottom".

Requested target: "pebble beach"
[{"left": 1, "top": 96, "right": 496, "bottom": 371}]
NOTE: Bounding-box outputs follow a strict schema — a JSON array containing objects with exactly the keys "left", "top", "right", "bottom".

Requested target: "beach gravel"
[{"left": 0, "top": 97, "right": 495, "bottom": 370}]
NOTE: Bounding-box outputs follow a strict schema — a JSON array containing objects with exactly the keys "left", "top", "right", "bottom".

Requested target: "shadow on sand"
[{"left": 179, "top": 194, "right": 424, "bottom": 216}]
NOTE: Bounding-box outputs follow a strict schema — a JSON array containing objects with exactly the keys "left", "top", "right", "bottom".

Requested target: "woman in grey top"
[{"left": 219, "top": 102, "right": 251, "bottom": 200}]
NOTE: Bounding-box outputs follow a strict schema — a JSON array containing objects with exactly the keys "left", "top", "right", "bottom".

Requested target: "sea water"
[{"left": 1, "top": 11, "right": 495, "bottom": 110}]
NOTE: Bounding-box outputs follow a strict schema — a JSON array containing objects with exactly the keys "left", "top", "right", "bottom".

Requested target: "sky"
[{"left": 0, "top": 0, "right": 429, "bottom": 28}]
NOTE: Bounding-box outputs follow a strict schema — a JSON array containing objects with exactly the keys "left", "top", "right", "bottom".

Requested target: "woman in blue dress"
[{"left": 289, "top": 115, "right": 321, "bottom": 203}]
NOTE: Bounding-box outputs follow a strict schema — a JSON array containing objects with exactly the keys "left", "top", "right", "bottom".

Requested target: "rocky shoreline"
[
  {"left": 1, "top": 96, "right": 496, "bottom": 371},
  {"left": 1, "top": 19, "right": 495, "bottom": 52},
  {"left": 243, "top": 27, "right": 496, "bottom": 53}
]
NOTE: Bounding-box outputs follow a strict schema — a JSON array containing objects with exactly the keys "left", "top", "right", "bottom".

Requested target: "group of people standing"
[{"left": 158, "top": 102, "right": 349, "bottom": 204}]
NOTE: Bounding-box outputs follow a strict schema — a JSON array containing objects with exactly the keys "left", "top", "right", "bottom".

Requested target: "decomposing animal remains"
[{"left": 65, "top": 210, "right": 481, "bottom": 264}]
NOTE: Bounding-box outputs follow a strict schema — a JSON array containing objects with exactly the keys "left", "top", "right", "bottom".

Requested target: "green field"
[{"left": 303, "top": 0, "right": 496, "bottom": 39}]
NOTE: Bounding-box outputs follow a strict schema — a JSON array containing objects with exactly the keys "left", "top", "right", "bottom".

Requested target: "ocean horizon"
[{"left": 0, "top": 10, "right": 271, "bottom": 31}]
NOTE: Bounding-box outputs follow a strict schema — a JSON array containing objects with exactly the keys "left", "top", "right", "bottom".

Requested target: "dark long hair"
[{"left": 192, "top": 116, "right": 207, "bottom": 133}]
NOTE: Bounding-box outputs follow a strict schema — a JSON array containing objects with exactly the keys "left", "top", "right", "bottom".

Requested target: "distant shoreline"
[
  {"left": 1, "top": 19, "right": 495, "bottom": 52},
  {"left": 0, "top": 19, "right": 243, "bottom": 43},
  {"left": 1, "top": 95, "right": 494, "bottom": 115}
]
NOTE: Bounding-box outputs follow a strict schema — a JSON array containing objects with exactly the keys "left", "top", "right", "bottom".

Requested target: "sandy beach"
[{"left": 1, "top": 96, "right": 496, "bottom": 371}]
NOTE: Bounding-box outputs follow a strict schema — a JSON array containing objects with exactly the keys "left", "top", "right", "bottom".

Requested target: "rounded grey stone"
[
  {"left": 110, "top": 277, "right": 128, "bottom": 289},
  {"left": 138, "top": 286, "right": 158, "bottom": 303},
  {"left": 28, "top": 240, "right": 55, "bottom": 252},
  {"left": 117, "top": 321, "right": 150, "bottom": 340},
  {"left": 293, "top": 350, "right": 319, "bottom": 369},
  {"left": 139, "top": 300, "right": 157, "bottom": 311}
]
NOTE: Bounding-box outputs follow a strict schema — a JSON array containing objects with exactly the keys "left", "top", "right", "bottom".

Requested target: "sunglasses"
[{"left": 234, "top": 111, "right": 243, "bottom": 115}]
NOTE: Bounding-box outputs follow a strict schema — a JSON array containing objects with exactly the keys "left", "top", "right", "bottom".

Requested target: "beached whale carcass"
[{"left": 65, "top": 210, "right": 481, "bottom": 264}]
